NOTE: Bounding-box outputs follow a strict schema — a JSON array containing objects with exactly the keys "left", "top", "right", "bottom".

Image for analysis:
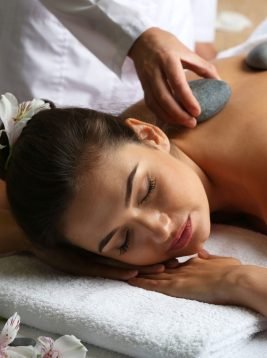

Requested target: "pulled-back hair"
[{"left": 4, "top": 108, "right": 140, "bottom": 247}]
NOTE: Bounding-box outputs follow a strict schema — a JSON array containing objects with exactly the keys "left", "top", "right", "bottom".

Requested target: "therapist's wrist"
[{"left": 128, "top": 27, "right": 165, "bottom": 60}]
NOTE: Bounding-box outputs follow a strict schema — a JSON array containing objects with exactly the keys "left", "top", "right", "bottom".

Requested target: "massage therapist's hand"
[
  {"left": 30, "top": 244, "right": 179, "bottom": 281},
  {"left": 128, "top": 252, "right": 242, "bottom": 305},
  {"left": 128, "top": 27, "right": 220, "bottom": 128}
]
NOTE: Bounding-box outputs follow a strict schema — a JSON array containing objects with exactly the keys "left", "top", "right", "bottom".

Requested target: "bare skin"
[
  {"left": 2, "top": 55, "right": 267, "bottom": 316},
  {"left": 0, "top": 181, "right": 178, "bottom": 280},
  {"left": 128, "top": 27, "right": 219, "bottom": 127},
  {"left": 121, "top": 55, "right": 267, "bottom": 315}
]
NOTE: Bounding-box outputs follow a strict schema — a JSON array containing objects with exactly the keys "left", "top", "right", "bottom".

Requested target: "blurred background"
[{"left": 216, "top": 0, "right": 267, "bottom": 51}]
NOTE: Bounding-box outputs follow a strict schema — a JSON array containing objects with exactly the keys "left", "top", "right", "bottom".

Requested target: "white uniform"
[{"left": 0, "top": 0, "right": 217, "bottom": 113}]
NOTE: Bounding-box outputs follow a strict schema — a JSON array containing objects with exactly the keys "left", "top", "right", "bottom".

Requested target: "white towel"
[{"left": 0, "top": 224, "right": 267, "bottom": 358}]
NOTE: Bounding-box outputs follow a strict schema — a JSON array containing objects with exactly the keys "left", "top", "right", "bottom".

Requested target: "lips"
[{"left": 168, "top": 216, "right": 192, "bottom": 252}]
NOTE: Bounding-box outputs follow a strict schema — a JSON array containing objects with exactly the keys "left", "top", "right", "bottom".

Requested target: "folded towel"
[{"left": 0, "top": 224, "right": 267, "bottom": 358}]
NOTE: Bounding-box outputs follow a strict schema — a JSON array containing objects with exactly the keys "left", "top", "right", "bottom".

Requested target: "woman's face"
[{"left": 63, "top": 120, "right": 211, "bottom": 265}]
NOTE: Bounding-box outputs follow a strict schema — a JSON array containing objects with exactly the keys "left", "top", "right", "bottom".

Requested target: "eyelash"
[
  {"left": 140, "top": 175, "right": 156, "bottom": 204},
  {"left": 119, "top": 176, "right": 157, "bottom": 255},
  {"left": 119, "top": 229, "right": 130, "bottom": 255}
]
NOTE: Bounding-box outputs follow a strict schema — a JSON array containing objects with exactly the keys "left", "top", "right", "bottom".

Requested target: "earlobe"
[{"left": 125, "top": 118, "right": 170, "bottom": 152}]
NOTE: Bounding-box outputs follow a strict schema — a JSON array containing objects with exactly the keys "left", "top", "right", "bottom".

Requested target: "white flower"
[
  {"left": 0, "top": 313, "right": 20, "bottom": 348},
  {"left": 0, "top": 313, "right": 87, "bottom": 358},
  {"left": 0, "top": 93, "right": 50, "bottom": 148},
  {"left": 35, "top": 335, "right": 87, "bottom": 358}
]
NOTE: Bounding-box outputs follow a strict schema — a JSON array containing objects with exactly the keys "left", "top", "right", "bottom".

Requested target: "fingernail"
[
  {"left": 153, "top": 264, "right": 165, "bottom": 272},
  {"left": 186, "top": 118, "right": 197, "bottom": 128},
  {"left": 198, "top": 249, "right": 209, "bottom": 258},
  {"left": 167, "top": 261, "right": 179, "bottom": 268},
  {"left": 126, "top": 270, "right": 138, "bottom": 279}
]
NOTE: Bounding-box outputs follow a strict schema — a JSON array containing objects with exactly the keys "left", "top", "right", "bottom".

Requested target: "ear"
[{"left": 125, "top": 118, "right": 170, "bottom": 152}]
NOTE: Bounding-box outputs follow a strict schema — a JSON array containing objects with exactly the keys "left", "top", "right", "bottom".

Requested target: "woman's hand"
[
  {"left": 30, "top": 244, "right": 179, "bottom": 281},
  {"left": 128, "top": 27, "right": 220, "bottom": 128},
  {"left": 128, "top": 252, "right": 242, "bottom": 305}
]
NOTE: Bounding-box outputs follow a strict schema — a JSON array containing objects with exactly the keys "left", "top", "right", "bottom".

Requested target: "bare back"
[{"left": 123, "top": 56, "right": 267, "bottom": 222}]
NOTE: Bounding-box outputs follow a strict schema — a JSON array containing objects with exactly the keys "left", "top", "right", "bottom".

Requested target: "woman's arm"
[
  {"left": 128, "top": 253, "right": 267, "bottom": 317},
  {"left": 230, "top": 264, "right": 267, "bottom": 317}
]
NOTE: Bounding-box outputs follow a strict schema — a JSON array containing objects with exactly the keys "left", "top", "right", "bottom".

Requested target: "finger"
[
  {"left": 128, "top": 277, "right": 170, "bottom": 294},
  {"left": 88, "top": 253, "right": 166, "bottom": 275},
  {"left": 83, "top": 261, "right": 139, "bottom": 281},
  {"left": 143, "top": 69, "right": 197, "bottom": 127},
  {"left": 197, "top": 250, "right": 239, "bottom": 261},
  {"left": 163, "top": 257, "right": 180, "bottom": 268},
  {"left": 163, "top": 57, "right": 201, "bottom": 118},
  {"left": 137, "top": 264, "right": 165, "bottom": 274},
  {"left": 197, "top": 249, "right": 211, "bottom": 259},
  {"left": 91, "top": 254, "right": 162, "bottom": 271},
  {"left": 137, "top": 272, "right": 172, "bottom": 280},
  {"left": 182, "top": 54, "right": 220, "bottom": 80}
]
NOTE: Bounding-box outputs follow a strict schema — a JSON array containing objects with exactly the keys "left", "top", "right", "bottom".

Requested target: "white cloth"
[
  {"left": 0, "top": 225, "right": 267, "bottom": 358},
  {"left": 0, "top": 0, "right": 217, "bottom": 113}
]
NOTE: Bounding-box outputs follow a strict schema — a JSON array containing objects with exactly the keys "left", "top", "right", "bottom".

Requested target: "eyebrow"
[{"left": 98, "top": 163, "right": 139, "bottom": 253}]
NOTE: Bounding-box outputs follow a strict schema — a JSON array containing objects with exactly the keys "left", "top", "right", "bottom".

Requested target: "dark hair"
[{"left": 4, "top": 107, "right": 140, "bottom": 247}]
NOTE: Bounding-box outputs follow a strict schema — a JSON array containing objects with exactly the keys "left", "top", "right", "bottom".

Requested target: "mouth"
[{"left": 168, "top": 216, "right": 192, "bottom": 253}]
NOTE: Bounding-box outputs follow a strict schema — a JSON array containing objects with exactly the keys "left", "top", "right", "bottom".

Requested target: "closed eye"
[
  {"left": 119, "top": 176, "right": 156, "bottom": 255},
  {"left": 119, "top": 229, "right": 130, "bottom": 255},
  {"left": 140, "top": 176, "right": 156, "bottom": 204}
]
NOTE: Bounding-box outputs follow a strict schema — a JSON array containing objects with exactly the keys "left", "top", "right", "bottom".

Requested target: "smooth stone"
[
  {"left": 10, "top": 337, "right": 36, "bottom": 347},
  {"left": 188, "top": 79, "right": 232, "bottom": 122},
  {"left": 245, "top": 41, "right": 267, "bottom": 70}
]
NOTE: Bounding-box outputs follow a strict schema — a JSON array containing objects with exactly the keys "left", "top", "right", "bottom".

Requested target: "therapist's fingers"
[
  {"left": 163, "top": 55, "right": 201, "bottom": 119},
  {"left": 128, "top": 27, "right": 221, "bottom": 127},
  {"left": 181, "top": 52, "right": 220, "bottom": 80},
  {"left": 143, "top": 67, "right": 197, "bottom": 127}
]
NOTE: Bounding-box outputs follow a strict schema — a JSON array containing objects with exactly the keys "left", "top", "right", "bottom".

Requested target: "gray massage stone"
[
  {"left": 245, "top": 41, "right": 267, "bottom": 70},
  {"left": 189, "top": 79, "right": 232, "bottom": 122},
  {"left": 10, "top": 337, "right": 36, "bottom": 347}
]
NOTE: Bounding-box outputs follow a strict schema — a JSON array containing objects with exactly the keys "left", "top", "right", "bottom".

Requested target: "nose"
[{"left": 133, "top": 209, "right": 172, "bottom": 242}]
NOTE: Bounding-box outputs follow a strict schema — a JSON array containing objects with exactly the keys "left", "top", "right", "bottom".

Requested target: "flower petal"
[
  {"left": 0, "top": 93, "right": 18, "bottom": 146},
  {"left": 5, "top": 345, "right": 37, "bottom": 358},
  {"left": 53, "top": 335, "right": 87, "bottom": 358},
  {"left": 0, "top": 313, "right": 20, "bottom": 347},
  {"left": 0, "top": 93, "right": 51, "bottom": 148},
  {"left": 35, "top": 336, "right": 54, "bottom": 355}
]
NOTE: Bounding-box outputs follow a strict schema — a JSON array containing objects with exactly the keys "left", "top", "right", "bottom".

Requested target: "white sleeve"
[
  {"left": 40, "top": 0, "right": 154, "bottom": 75},
  {"left": 191, "top": 0, "right": 217, "bottom": 42}
]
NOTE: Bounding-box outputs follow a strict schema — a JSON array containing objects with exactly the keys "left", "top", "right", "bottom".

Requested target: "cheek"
[{"left": 160, "top": 166, "right": 199, "bottom": 206}]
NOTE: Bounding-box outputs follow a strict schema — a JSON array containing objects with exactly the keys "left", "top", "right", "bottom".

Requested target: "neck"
[
  {"left": 169, "top": 141, "right": 265, "bottom": 220},
  {"left": 169, "top": 142, "right": 216, "bottom": 210}
]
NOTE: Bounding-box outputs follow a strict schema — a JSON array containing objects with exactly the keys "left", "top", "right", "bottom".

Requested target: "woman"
[{"left": 1, "top": 54, "right": 267, "bottom": 316}]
